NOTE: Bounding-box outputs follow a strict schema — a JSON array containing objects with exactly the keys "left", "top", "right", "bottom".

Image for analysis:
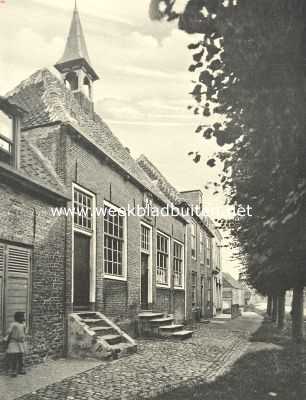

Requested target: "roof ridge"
[
  {"left": 7, "top": 68, "right": 179, "bottom": 209},
  {"left": 137, "top": 154, "right": 180, "bottom": 203}
]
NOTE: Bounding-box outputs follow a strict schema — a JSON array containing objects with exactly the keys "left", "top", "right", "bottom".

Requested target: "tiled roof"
[
  {"left": 137, "top": 154, "right": 183, "bottom": 204},
  {"left": 20, "top": 135, "right": 68, "bottom": 195},
  {"left": 7, "top": 68, "right": 171, "bottom": 206},
  {"left": 222, "top": 272, "right": 244, "bottom": 289},
  {"left": 137, "top": 154, "right": 217, "bottom": 236}
]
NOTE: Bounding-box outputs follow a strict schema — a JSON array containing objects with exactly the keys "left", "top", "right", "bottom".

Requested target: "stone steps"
[
  {"left": 69, "top": 311, "right": 137, "bottom": 360},
  {"left": 137, "top": 312, "right": 193, "bottom": 340},
  {"left": 149, "top": 317, "right": 174, "bottom": 326}
]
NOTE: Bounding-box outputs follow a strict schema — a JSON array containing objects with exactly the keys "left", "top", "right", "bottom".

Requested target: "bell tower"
[{"left": 55, "top": 1, "right": 99, "bottom": 102}]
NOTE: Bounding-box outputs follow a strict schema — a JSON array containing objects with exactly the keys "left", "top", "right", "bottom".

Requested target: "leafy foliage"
[{"left": 149, "top": 0, "right": 306, "bottom": 294}]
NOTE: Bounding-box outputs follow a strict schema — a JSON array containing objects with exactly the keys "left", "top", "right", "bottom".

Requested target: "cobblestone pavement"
[{"left": 13, "top": 312, "right": 262, "bottom": 400}]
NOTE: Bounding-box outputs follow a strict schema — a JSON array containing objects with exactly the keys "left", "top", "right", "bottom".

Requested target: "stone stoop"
[
  {"left": 213, "top": 313, "right": 232, "bottom": 322},
  {"left": 137, "top": 311, "right": 193, "bottom": 340},
  {"left": 68, "top": 311, "right": 137, "bottom": 361}
]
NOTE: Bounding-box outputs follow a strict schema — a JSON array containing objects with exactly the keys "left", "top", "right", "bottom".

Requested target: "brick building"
[
  {"left": 137, "top": 158, "right": 222, "bottom": 321},
  {"left": 7, "top": 5, "right": 188, "bottom": 334},
  {"left": 0, "top": 97, "right": 69, "bottom": 370}
]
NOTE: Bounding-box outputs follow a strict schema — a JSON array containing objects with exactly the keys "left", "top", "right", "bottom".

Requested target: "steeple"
[{"left": 55, "top": 2, "right": 99, "bottom": 101}]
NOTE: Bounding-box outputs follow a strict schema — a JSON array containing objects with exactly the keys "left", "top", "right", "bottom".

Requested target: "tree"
[{"left": 150, "top": 0, "right": 306, "bottom": 340}]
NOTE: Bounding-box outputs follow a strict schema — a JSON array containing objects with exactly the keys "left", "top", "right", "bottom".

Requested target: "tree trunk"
[
  {"left": 267, "top": 295, "right": 273, "bottom": 317},
  {"left": 292, "top": 285, "right": 304, "bottom": 342},
  {"left": 277, "top": 291, "right": 286, "bottom": 329},
  {"left": 272, "top": 295, "right": 278, "bottom": 322}
]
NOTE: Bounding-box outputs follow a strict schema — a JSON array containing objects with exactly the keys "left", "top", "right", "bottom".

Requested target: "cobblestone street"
[{"left": 0, "top": 312, "right": 263, "bottom": 400}]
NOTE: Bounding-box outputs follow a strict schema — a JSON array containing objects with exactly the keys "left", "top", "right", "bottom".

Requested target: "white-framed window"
[
  {"left": 173, "top": 241, "right": 184, "bottom": 289},
  {"left": 192, "top": 271, "right": 197, "bottom": 307},
  {"left": 156, "top": 232, "right": 170, "bottom": 287},
  {"left": 191, "top": 223, "right": 196, "bottom": 259},
  {"left": 103, "top": 201, "right": 127, "bottom": 280},
  {"left": 73, "top": 188, "right": 93, "bottom": 232}
]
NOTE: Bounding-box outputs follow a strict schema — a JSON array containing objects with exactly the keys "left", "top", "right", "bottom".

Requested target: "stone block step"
[
  {"left": 102, "top": 334, "right": 123, "bottom": 345},
  {"left": 81, "top": 318, "right": 105, "bottom": 324},
  {"left": 159, "top": 324, "right": 184, "bottom": 337},
  {"left": 76, "top": 312, "right": 101, "bottom": 319},
  {"left": 159, "top": 324, "right": 184, "bottom": 332},
  {"left": 91, "top": 326, "right": 114, "bottom": 335},
  {"left": 110, "top": 342, "right": 137, "bottom": 355},
  {"left": 171, "top": 330, "right": 193, "bottom": 340},
  {"left": 149, "top": 317, "right": 174, "bottom": 325},
  {"left": 138, "top": 312, "right": 164, "bottom": 320}
]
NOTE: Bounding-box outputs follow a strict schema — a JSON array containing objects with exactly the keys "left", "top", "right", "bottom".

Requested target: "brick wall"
[
  {"left": 23, "top": 125, "right": 187, "bottom": 323},
  {"left": 0, "top": 179, "right": 66, "bottom": 369}
]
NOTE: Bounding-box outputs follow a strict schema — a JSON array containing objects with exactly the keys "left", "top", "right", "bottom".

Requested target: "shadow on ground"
[{"left": 152, "top": 318, "right": 306, "bottom": 400}]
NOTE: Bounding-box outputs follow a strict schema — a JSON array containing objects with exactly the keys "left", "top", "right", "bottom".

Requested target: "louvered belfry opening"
[{"left": 0, "top": 242, "right": 31, "bottom": 335}]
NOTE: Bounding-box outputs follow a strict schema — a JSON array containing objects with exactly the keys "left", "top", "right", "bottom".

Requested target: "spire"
[{"left": 55, "top": 3, "right": 99, "bottom": 81}]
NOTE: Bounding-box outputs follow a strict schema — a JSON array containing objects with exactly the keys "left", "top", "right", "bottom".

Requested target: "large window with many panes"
[
  {"left": 73, "top": 188, "right": 93, "bottom": 232},
  {"left": 173, "top": 241, "right": 184, "bottom": 288},
  {"left": 156, "top": 232, "right": 169, "bottom": 286},
  {"left": 104, "top": 203, "right": 126, "bottom": 278}
]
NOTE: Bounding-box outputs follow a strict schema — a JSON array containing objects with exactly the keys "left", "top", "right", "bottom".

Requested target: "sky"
[{"left": 0, "top": 0, "right": 241, "bottom": 277}]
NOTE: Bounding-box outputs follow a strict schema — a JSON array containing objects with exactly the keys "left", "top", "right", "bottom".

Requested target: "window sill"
[
  {"left": 156, "top": 284, "right": 170, "bottom": 289},
  {"left": 104, "top": 274, "right": 127, "bottom": 282},
  {"left": 174, "top": 287, "right": 185, "bottom": 291}
]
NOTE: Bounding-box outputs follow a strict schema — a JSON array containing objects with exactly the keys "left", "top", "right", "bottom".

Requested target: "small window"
[
  {"left": 191, "top": 223, "right": 196, "bottom": 259},
  {"left": 65, "top": 71, "right": 78, "bottom": 91},
  {"left": 83, "top": 76, "right": 92, "bottom": 99},
  {"left": 104, "top": 204, "right": 126, "bottom": 277},
  {"left": 73, "top": 189, "right": 93, "bottom": 231},
  {"left": 156, "top": 233, "right": 169, "bottom": 286},
  {"left": 173, "top": 242, "right": 184, "bottom": 288},
  {"left": 141, "top": 225, "right": 150, "bottom": 253}
]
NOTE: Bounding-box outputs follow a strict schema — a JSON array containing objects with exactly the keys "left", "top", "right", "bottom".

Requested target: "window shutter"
[
  {"left": 0, "top": 244, "right": 4, "bottom": 334},
  {"left": 5, "top": 246, "right": 31, "bottom": 329}
]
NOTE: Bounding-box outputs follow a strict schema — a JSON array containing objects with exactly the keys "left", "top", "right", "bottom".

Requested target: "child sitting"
[{"left": 5, "top": 311, "right": 26, "bottom": 377}]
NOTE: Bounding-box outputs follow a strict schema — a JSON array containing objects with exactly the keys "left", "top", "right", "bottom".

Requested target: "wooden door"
[
  {"left": 141, "top": 253, "right": 149, "bottom": 309},
  {"left": 74, "top": 233, "right": 90, "bottom": 308}
]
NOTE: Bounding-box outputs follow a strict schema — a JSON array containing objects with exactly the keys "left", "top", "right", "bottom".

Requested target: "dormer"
[
  {"left": 0, "top": 97, "right": 24, "bottom": 168},
  {"left": 54, "top": 2, "right": 99, "bottom": 103}
]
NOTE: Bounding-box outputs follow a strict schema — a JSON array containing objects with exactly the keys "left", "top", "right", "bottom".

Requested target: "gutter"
[{"left": 0, "top": 161, "right": 70, "bottom": 204}]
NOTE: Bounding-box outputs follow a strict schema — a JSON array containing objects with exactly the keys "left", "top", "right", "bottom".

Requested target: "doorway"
[
  {"left": 73, "top": 232, "right": 90, "bottom": 308},
  {"left": 201, "top": 275, "right": 205, "bottom": 317},
  {"left": 141, "top": 253, "right": 149, "bottom": 309}
]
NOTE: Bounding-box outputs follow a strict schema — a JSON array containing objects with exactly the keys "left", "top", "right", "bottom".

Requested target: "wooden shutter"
[
  {"left": 0, "top": 244, "right": 4, "bottom": 334},
  {"left": 5, "top": 246, "right": 31, "bottom": 329}
]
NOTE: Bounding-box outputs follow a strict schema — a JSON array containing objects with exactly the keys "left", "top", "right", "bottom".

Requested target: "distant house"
[{"left": 222, "top": 272, "right": 245, "bottom": 316}]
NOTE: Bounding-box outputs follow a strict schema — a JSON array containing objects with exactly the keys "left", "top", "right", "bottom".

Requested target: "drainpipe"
[{"left": 184, "top": 225, "right": 188, "bottom": 321}]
